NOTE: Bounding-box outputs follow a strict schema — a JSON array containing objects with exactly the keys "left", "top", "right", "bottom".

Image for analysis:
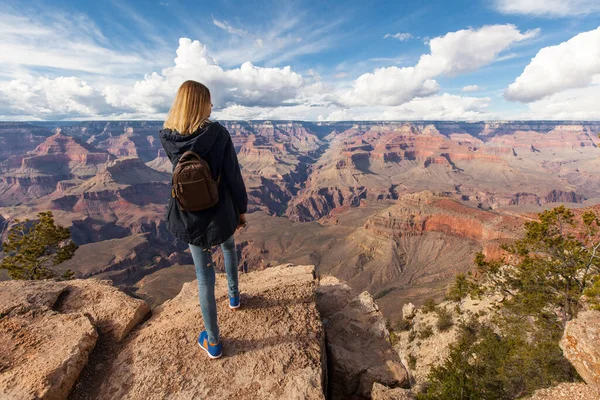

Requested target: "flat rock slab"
[
  {"left": 57, "top": 279, "right": 150, "bottom": 342},
  {"left": 0, "top": 280, "right": 68, "bottom": 315},
  {"left": 0, "top": 278, "right": 151, "bottom": 399},
  {"left": 94, "top": 264, "right": 325, "bottom": 399},
  {"left": 0, "top": 309, "right": 97, "bottom": 400}
]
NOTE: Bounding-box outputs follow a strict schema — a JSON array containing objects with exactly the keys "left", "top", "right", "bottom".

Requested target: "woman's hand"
[{"left": 237, "top": 213, "right": 247, "bottom": 230}]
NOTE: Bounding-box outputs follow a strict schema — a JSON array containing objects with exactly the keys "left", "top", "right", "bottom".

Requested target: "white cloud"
[
  {"left": 105, "top": 38, "right": 306, "bottom": 113},
  {"left": 517, "top": 84, "right": 600, "bottom": 119},
  {"left": 461, "top": 85, "right": 481, "bottom": 92},
  {"left": 494, "top": 0, "right": 600, "bottom": 17},
  {"left": 318, "top": 94, "right": 492, "bottom": 121},
  {"left": 419, "top": 25, "right": 539, "bottom": 77},
  {"left": 338, "top": 66, "right": 441, "bottom": 106},
  {"left": 212, "top": 17, "right": 248, "bottom": 36},
  {"left": 0, "top": 76, "right": 117, "bottom": 119},
  {"left": 383, "top": 33, "right": 413, "bottom": 41},
  {"left": 339, "top": 24, "right": 537, "bottom": 107},
  {"left": 505, "top": 27, "right": 600, "bottom": 102},
  {"left": 379, "top": 93, "right": 492, "bottom": 121}
]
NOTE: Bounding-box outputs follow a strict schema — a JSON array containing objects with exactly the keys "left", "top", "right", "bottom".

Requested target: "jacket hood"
[{"left": 159, "top": 122, "right": 222, "bottom": 158}]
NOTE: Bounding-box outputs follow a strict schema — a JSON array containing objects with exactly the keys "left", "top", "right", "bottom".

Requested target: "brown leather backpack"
[{"left": 171, "top": 151, "right": 220, "bottom": 212}]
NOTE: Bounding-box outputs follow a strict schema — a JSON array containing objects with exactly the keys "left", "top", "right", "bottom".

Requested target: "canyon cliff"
[{"left": 0, "top": 265, "right": 411, "bottom": 400}]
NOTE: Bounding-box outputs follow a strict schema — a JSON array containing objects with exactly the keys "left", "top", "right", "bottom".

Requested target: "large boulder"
[
  {"left": 560, "top": 310, "right": 600, "bottom": 393},
  {"left": 94, "top": 264, "right": 326, "bottom": 399},
  {"left": 0, "top": 310, "right": 97, "bottom": 400},
  {"left": 0, "top": 278, "right": 151, "bottom": 399},
  {"left": 317, "top": 276, "right": 409, "bottom": 399},
  {"left": 56, "top": 279, "right": 150, "bottom": 342},
  {"left": 402, "top": 303, "right": 416, "bottom": 320},
  {"left": 0, "top": 280, "right": 98, "bottom": 400}
]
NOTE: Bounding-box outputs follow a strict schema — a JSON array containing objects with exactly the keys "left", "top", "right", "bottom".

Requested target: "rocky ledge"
[
  {"left": 0, "top": 264, "right": 411, "bottom": 400},
  {"left": 0, "top": 279, "right": 149, "bottom": 399}
]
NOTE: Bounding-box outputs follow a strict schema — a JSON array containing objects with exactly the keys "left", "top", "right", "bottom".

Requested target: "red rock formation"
[
  {"left": 288, "top": 122, "right": 598, "bottom": 221},
  {"left": 0, "top": 122, "right": 53, "bottom": 163},
  {"left": 0, "top": 132, "right": 115, "bottom": 206},
  {"left": 364, "top": 191, "right": 523, "bottom": 251}
]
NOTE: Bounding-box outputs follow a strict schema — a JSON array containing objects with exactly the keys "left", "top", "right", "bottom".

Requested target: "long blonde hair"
[{"left": 164, "top": 80, "right": 212, "bottom": 134}]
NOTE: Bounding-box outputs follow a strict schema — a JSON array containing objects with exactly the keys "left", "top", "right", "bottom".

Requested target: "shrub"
[
  {"left": 422, "top": 298, "right": 437, "bottom": 313},
  {"left": 436, "top": 307, "right": 454, "bottom": 332},
  {"left": 396, "top": 318, "right": 412, "bottom": 332},
  {"left": 408, "top": 354, "right": 417, "bottom": 370},
  {"left": 418, "top": 324, "right": 434, "bottom": 340},
  {"left": 417, "top": 319, "right": 577, "bottom": 400},
  {"left": 447, "top": 273, "right": 481, "bottom": 301}
]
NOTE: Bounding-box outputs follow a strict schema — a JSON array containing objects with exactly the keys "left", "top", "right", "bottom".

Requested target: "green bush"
[
  {"left": 417, "top": 319, "right": 577, "bottom": 400},
  {"left": 436, "top": 307, "right": 454, "bottom": 332},
  {"left": 447, "top": 273, "right": 481, "bottom": 301},
  {"left": 422, "top": 298, "right": 437, "bottom": 313},
  {"left": 396, "top": 318, "right": 412, "bottom": 332}
]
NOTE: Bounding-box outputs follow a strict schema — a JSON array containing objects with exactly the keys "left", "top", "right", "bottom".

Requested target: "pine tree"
[
  {"left": 420, "top": 206, "right": 600, "bottom": 399},
  {"left": 476, "top": 205, "right": 600, "bottom": 327},
  {"left": 1, "top": 211, "right": 78, "bottom": 280}
]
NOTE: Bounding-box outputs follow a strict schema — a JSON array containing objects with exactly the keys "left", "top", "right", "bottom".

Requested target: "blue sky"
[{"left": 0, "top": 0, "right": 599, "bottom": 120}]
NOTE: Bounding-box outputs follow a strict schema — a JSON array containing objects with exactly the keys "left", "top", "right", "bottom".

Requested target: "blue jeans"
[{"left": 189, "top": 235, "right": 239, "bottom": 344}]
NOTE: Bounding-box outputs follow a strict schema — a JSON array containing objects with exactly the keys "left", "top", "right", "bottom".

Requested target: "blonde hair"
[{"left": 163, "top": 80, "right": 212, "bottom": 134}]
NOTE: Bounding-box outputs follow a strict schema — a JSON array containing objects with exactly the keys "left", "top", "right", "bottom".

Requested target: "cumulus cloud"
[
  {"left": 0, "top": 37, "right": 309, "bottom": 120},
  {"left": 338, "top": 67, "right": 441, "bottom": 106},
  {"left": 461, "top": 85, "right": 481, "bottom": 92},
  {"left": 505, "top": 27, "right": 600, "bottom": 102},
  {"left": 517, "top": 84, "right": 600, "bottom": 119},
  {"left": 494, "top": 0, "right": 600, "bottom": 17},
  {"left": 379, "top": 93, "right": 492, "bottom": 121},
  {"left": 419, "top": 25, "right": 539, "bottom": 77},
  {"left": 0, "top": 76, "right": 117, "bottom": 119},
  {"left": 383, "top": 33, "right": 413, "bottom": 41},
  {"left": 319, "top": 94, "right": 492, "bottom": 121},
  {"left": 339, "top": 24, "right": 537, "bottom": 107},
  {"left": 106, "top": 38, "right": 305, "bottom": 113}
]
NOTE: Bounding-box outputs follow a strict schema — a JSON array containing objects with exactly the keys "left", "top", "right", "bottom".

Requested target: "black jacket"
[{"left": 159, "top": 122, "right": 248, "bottom": 247}]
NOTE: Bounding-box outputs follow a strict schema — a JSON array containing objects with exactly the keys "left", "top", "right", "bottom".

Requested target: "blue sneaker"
[
  {"left": 229, "top": 295, "right": 241, "bottom": 310},
  {"left": 198, "top": 331, "right": 222, "bottom": 359}
]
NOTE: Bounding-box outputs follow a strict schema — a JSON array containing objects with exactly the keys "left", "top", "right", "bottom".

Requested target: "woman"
[{"left": 159, "top": 80, "right": 248, "bottom": 360}]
